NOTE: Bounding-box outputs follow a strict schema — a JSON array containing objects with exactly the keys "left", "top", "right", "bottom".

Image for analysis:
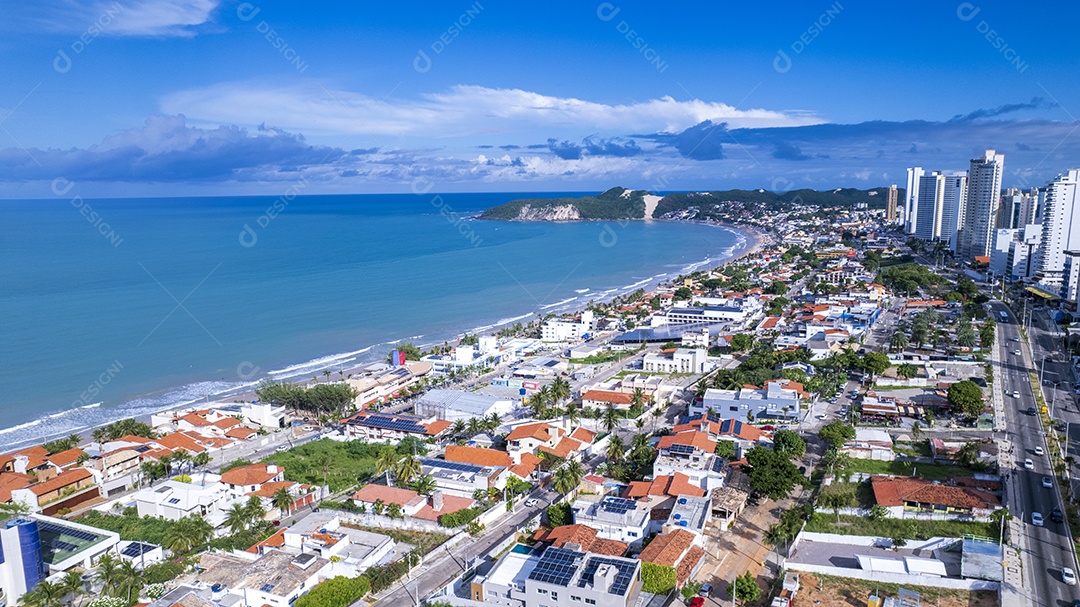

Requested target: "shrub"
[
  {"left": 439, "top": 507, "right": 482, "bottom": 528},
  {"left": 641, "top": 562, "right": 677, "bottom": 594},
  {"left": 545, "top": 503, "right": 571, "bottom": 528},
  {"left": 142, "top": 559, "right": 186, "bottom": 584},
  {"left": 294, "top": 575, "right": 371, "bottom": 607}
]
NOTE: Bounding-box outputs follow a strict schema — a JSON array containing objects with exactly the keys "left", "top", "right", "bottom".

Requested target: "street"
[{"left": 991, "top": 301, "right": 1078, "bottom": 607}]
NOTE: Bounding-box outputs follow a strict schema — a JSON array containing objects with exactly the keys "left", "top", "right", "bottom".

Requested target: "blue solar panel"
[
  {"left": 121, "top": 542, "right": 156, "bottom": 558},
  {"left": 352, "top": 414, "right": 428, "bottom": 434},
  {"left": 423, "top": 458, "right": 484, "bottom": 473},
  {"left": 577, "top": 556, "right": 638, "bottom": 595},
  {"left": 527, "top": 547, "right": 584, "bottom": 587},
  {"left": 599, "top": 497, "right": 636, "bottom": 514},
  {"left": 668, "top": 443, "right": 695, "bottom": 456}
]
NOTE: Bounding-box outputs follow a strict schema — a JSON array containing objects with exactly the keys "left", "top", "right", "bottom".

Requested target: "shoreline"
[{"left": 3, "top": 220, "right": 767, "bottom": 452}]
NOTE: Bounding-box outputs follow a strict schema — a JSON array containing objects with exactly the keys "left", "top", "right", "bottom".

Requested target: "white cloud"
[
  {"left": 12, "top": 0, "right": 220, "bottom": 37},
  {"left": 160, "top": 83, "right": 823, "bottom": 140}
]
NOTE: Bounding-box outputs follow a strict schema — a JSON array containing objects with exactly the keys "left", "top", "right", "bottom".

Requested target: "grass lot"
[
  {"left": 795, "top": 573, "right": 997, "bottom": 607},
  {"left": 343, "top": 524, "right": 449, "bottom": 555},
  {"left": 819, "top": 480, "right": 875, "bottom": 508},
  {"left": 844, "top": 458, "right": 973, "bottom": 481},
  {"left": 805, "top": 513, "right": 996, "bottom": 540},
  {"left": 892, "top": 440, "right": 933, "bottom": 458},
  {"left": 260, "top": 437, "right": 427, "bottom": 493}
]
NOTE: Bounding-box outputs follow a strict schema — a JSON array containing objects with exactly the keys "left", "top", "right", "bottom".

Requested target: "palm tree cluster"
[
  {"left": 162, "top": 515, "right": 214, "bottom": 554},
  {"left": 451, "top": 413, "right": 502, "bottom": 440},
  {"left": 527, "top": 377, "right": 572, "bottom": 419},
  {"left": 224, "top": 495, "right": 269, "bottom": 534},
  {"left": 374, "top": 449, "right": 423, "bottom": 487},
  {"left": 552, "top": 459, "right": 585, "bottom": 495}
]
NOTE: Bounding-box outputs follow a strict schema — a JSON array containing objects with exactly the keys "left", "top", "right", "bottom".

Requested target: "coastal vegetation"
[
  {"left": 255, "top": 381, "right": 359, "bottom": 416},
  {"left": 91, "top": 418, "right": 156, "bottom": 444},
  {"left": 479, "top": 187, "right": 646, "bottom": 220}
]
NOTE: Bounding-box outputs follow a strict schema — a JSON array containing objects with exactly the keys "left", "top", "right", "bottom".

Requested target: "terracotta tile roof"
[
  {"left": 570, "top": 427, "right": 597, "bottom": 444},
  {"left": 717, "top": 419, "right": 763, "bottom": 441},
  {"left": 415, "top": 493, "right": 476, "bottom": 521},
  {"left": 532, "top": 524, "right": 629, "bottom": 556},
  {"left": 249, "top": 480, "right": 297, "bottom": 498},
  {"left": 509, "top": 452, "right": 542, "bottom": 479},
  {"left": 225, "top": 427, "right": 258, "bottom": 439},
  {"left": 424, "top": 420, "right": 453, "bottom": 436},
  {"left": 445, "top": 445, "right": 512, "bottom": 468},
  {"left": 155, "top": 432, "right": 206, "bottom": 453},
  {"left": 539, "top": 437, "right": 582, "bottom": 460},
  {"left": 675, "top": 545, "right": 705, "bottom": 585},
  {"left": 47, "top": 448, "right": 86, "bottom": 468},
  {"left": 246, "top": 527, "right": 287, "bottom": 553},
  {"left": 625, "top": 473, "right": 705, "bottom": 499},
  {"left": 506, "top": 422, "right": 554, "bottom": 442},
  {"left": 212, "top": 417, "right": 241, "bottom": 429},
  {"left": 179, "top": 412, "right": 212, "bottom": 427},
  {"left": 657, "top": 431, "right": 716, "bottom": 454},
  {"left": 221, "top": 464, "right": 282, "bottom": 487},
  {"left": 637, "top": 529, "right": 696, "bottom": 567},
  {"left": 0, "top": 472, "right": 33, "bottom": 502},
  {"left": 870, "top": 476, "right": 1000, "bottom": 510},
  {"left": 113, "top": 435, "right": 154, "bottom": 445},
  {"left": 0, "top": 446, "right": 49, "bottom": 471},
  {"left": 350, "top": 484, "right": 426, "bottom": 509},
  {"left": 202, "top": 437, "right": 233, "bottom": 449},
  {"left": 673, "top": 415, "right": 721, "bottom": 435},
  {"left": 28, "top": 467, "right": 93, "bottom": 496},
  {"left": 581, "top": 390, "right": 634, "bottom": 406}
]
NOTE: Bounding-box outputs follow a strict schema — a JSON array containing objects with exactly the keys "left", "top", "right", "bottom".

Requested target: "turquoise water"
[
  {"left": 510, "top": 544, "right": 534, "bottom": 554},
  {"left": 0, "top": 192, "right": 745, "bottom": 449}
]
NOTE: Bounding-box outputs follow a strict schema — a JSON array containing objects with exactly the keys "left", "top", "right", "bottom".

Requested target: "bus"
[{"left": 999, "top": 310, "right": 1009, "bottom": 322}]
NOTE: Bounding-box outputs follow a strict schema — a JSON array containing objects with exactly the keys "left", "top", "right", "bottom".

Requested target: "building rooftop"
[{"left": 196, "top": 549, "right": 328, "bottom": 597}]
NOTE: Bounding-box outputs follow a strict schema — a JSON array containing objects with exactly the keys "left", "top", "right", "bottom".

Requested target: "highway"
[{"left": 991, "top": 301, "right": 1079, "bottom": 606}]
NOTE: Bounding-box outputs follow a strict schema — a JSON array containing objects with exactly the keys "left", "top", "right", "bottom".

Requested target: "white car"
[
  {"left": 1042, "top": 476, "right": 1054, "bottom": 488},
  {"left": 1024, "top": 458, "right": 1034, "bottom": 470},
  {"left": 1032, "top": 512, "right": 1044, "bottom": 526},
  {"left": 276, "top": 445, "right": 289, "bottom": 452},
  {"left": 1035, "top": 446, "right": 1045, "bottom": 456},
  {"left": 1063, "top": 567, "right": 1077, "bottom": 585},
  {"left": 1013, "top": 350, "right": 1022, "bottom": 356},
  {"left": 524, "top": 498, "right": 538, "bottom": 507},
  {"left": 1013, "top": 391, "right": 1020, "bottom": 398}
]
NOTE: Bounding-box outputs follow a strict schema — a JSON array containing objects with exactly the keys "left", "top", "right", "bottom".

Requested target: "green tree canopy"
[
  {"left": 818, "top": 421, "right": 855, "bottom": 449},
  {"left": 947, "top": 380, "right": 985, "bottom": 418}
]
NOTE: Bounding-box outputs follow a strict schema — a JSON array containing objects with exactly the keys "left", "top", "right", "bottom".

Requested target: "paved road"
[
  {"left": 372, "top": 486, "right": 557, "bottom": 606},
  {"left": 991, "top": 301, "right": 1078, "bottom": 607}
]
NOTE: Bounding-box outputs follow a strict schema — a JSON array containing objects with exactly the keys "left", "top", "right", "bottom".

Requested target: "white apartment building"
[
  {"left": 541, "top": 311, "right": 594, "bottom": 342},
  {"left": 914, "top": 171, "right": 944, "bottom": 241},
  {"left": 905, "top": 166, "right": 924, "bottom": 234},
  {"left": 642, "top": 348, "right": 709, "bottom": 374},
  {"left": 958, "top": 150, "right": 1005, "bottom": 261},
  {"left": 940, "top": 171, "right": 967, "bottom": 251},
  {"left": 1035, "top": 169, "right": 1080, "bottom": 288}
]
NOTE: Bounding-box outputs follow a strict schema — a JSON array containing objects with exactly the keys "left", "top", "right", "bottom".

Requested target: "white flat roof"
[{"left": 485, "top": 551, "right": 539, "bottom": 588}]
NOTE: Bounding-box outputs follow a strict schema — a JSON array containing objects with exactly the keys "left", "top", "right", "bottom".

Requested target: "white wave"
[
  {"left": 470, "top": 313, "right": 534, "bottom": 334},
  {"left": 620, "top": 278, "right": 652, "bottom": 290},
  {"left": 267, "top": 349, "right": 370, "bottom": 376},
  {"left": 79, "top": 402, "right": 102, "bottom": 409},
  {"left": 0, "top": 419, "right": 43, "bottom": 435},
  {"left": 540, "top": 297, "right": 577, "bottom": 310},
  {"left": 574, "top": 288, "right": 590, "bottom": 294}
]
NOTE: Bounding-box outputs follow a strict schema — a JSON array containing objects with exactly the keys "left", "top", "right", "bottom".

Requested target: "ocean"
[{"left": 0, "top": 192, "right": 746, "bottom": 449}]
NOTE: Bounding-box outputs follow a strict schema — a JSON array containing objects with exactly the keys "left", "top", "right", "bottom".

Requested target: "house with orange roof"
[
  {"left": 653, "top": 430, "right": 726, "bottom": 492},
  {"left": 636, "top": 529, "right": 706, "bottom": 589},
  {"left": 341, "top": 411, "right": 452, "bottom": 442},
  {"left": 581, "top": 389, "right": 633, "bottom": 410},
  {"left": 444, "top": 445, "right": 513, "bottom": 468},
  {"left": 0, "top": 472, "right": 33, "bottom": 504},
  {"left": 532, "top": 524, "right": 628, "bottom": 556},
  {"left": 247, "top": 479, "right": 317, "bottom": 514},
  {"left": 625, "top": 473, "right": 706, "bottom": 505},
  {"left": 154, "top": 431, "right": 209, "bottom": 454},
  {"left": 221, "top": 463, "right": 285, "bottom": 495},
  {"left": 870, "top": 476, "right": 1000, "bottom": 519},
  {"left": 225, "top": 426, "right": 258, "bottom": 441},
  {"left": 11, "top": 467, "right": 97, "bottom": 512},
  {"left": 349, "top": 484, "right": 475, "bottom": 522},
  {"left": 508, "top": 452, "right": 543, "bottom": 481},
  {"left": 505, "top": 422, "right": 564, "bottom": 464},
  {"left": 45, "top": 448, "right": 86, "bottom": 471}
]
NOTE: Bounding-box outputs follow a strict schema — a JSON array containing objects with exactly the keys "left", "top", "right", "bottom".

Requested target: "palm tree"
[
  {"left": 553, "top": 460, "right": 585, "bottom": 495},
  {"left": 92, "top": 428, "right": 108, "bottom": 450},
  {"left": 171, "top": 449, "right": 192, "bottom": 475},
  {"left": 565, "top": 401, "right": 581, "bottom": 427},
  {"left": 452, "top": 419, "right": 467, "bottom": 438},
  {"left": 630, "top": 388, "right": 645, "bottom": 412},
  {"left": 910, "top": 421, "right": 923, "bottom": 443},
  {"left": 394, "top": 454, "right": 422, "bottom": 485},
  {"left": 60, "top": 570, "right": 85, "bottom": 607},
  {"left": 651, "top": 407, "right": 664, "bottom": 433},
  {"left": 466, "top": 417, "right": 482, "bottom": 436},
  {"left": 94, "top": 553, "right": 121, "bottom": 597},
  {"left": 484, "top": 412, "right": 502, "bottom": 432},
  {"left": 410, "top": 474, "right": 437, "bottom": 496},
  {"left": 244, "top": 494, "right": 267, "bottom": 523},
  {"left": 192, "top": 451, "right": 211, "bottom": 469},
  {"left": 635, "top": 418, "right": 645, "bottom": 432},
  {"left": 601, "top": 406, "right": 619, "bottom": 433},
  {"left": 630, "top": 432, "right": 651, "bottom": 452},
  {"left": 225, "top": 503, "right": 250, "bottom": 535},
  {"left": 21, "top": 580, "right": 64, "bottom": 607},
  {"left": 375, "top": 448, "right": 399, "bottom": 486},
  {"left": 551, "top": 376, "right": 571, "bottom": 405},
  {"left": 312, "top": 452, "right": 336, "bottom": 487},
  {"left": 116, "top": 560, "right": 143, "bottom": 604},
  {"left": 162, "top": 515, "right": 212, "bottom": 554},
  {"left": 272, "top": 487, "right": 294, "bottom": 516},
  {"left": 818, "top": 491, "right": 853, "bottom": 523},
  {"left": 606, "top": 434, "right": 625, "bottom": 463}
]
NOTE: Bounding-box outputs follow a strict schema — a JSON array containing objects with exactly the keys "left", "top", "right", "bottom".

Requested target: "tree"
[
  {"left": 451, "top": 419, "right": 466, "bottom": 438},
  {"left": 244, "top": 494, "right": 267, "bottom": 523},
  {"left": 22, "top": 579, "right": 64, "bottom": 607},
  {"left": 225, "top": 503, "right": 250, "bottom": 535},
  {"left": 730, "top": 333, "right": 755, "bottom": 352},
  {"left": 410, "top": 474, "right": 437, "bottom": 496},
  {"left": 606, "top": 434, "right": 625, "bottom": 463},
  {"left": 162, "top": 515, "right": 213, "bottom": 554},
  {"left": 192, "top": 451, "right": 211, "bottom": 469},
  {"left": 553, "top": 460, "right": 585, "bottom": 495},
  {"left": 551, "top": 376, "right": 572, "bottom": 405},
  {"left": 715, "top": 439, "right": 736, "bottom": 460},
  {"left": 601, "top": 405, "right": 620, "bottom": 433},
  {"left": 59, "top": 569, "right": 85, "bottom": 607},
  {"left": 312, "top": 452, "right": 337, "bottom": 487},
  {"left": 95, "top": 553, "right": 121, "bottom": 597},
  {"left": 947, "top": 380, "right": 985, "bottom": 418},
  {"left": 546, "top": 503, "right": 571, "bottom": 527},
  {"left": 115, "top": 560, "right": 143, "bottom": 604},
  {"left": 385, "top": 503, "right": 403, "bottom": 519},
  {"left": 896, "top": 363, "right": 918, "bottom": 379},
  {"left": 565, "top": 401, "right": 581, "bottom": 427},
  {"left": 272, "top": 487, "right": 294, "bottom": 515},
  {"left": 818, "top": 421, "right": 855, "bottom": 449},
  {"left": 745, "top": 447, "right": 802, "bottom": 501},
  {"left": 394, "top": 454, "right": 422, "bottom": 486},
  {"left": 818, "top": 491, "right": 853, "bottom": 523},
  {"left": 956, "top": 316, "right": 977, "bottom": 348},
  {"left": 890, "top": 330, "right": 909, "bottom": 352},
  {"left": 772, "top": 430, "right": 805, "bottom": 459},
  {"left": 375, "top": 449, "right": 399, "bottom": 486},
  {"left": 861, "top": 352, "right": 891, "bottom": 379},
  {"left": 729, "top": 571, "right": 761, "bottom": 604}
]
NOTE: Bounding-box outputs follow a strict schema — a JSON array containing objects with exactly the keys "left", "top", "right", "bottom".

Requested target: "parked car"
[
  {"left": 1013, "top": 390, "right": 1020, "bottom": 398},
  {"left": 1013, "top": 350, "right": 1022, "bottom": 356},
  {"left": 524, "top": 498, "right": 538, "bottom": 507},
  {"left": 1032, "top": 512, "right": 1044, "bottom": 526},
  {"left": 1028, "top": 407, "right": 1037, "bottom": 416},
  {"left": 688, "top": 598, "right": 705, "bottom": 607},
  {"left": 699, "top": 583, "right": 713, "bottom": 596},
  {"left": 1043, "top": 476, "right": 1054, "bottom": 488}
]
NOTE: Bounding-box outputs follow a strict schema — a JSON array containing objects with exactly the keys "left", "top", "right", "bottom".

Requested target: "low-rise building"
[
  {"left": 340, "top": 411, "right": 452, "bottom": 443},
  {"left": 349, "top": 484, "right": 474, "bottom": 522},
  {"left": 571, "top": 497, "right": 650, "bottom": 546},
  {"left": 870, "top": 476, "right": 1001, "bottom": 519},
  {"left": 420, "top": 457, "right": 506, "bottom": 497},
  {"left": 636, "top": 528, "right": 705, "bottom": 590},
  {"left": 694, "top": 379, "right": 806, "bottom": 420},
  {"left": 642, "top": 348, "right": 709, "bottom": 374},
  {"left": 414, "top": 389, "right": 515, "bottom": 422},
  {"left": 196, "top": 549, "right": 330, "bottom": 607}
]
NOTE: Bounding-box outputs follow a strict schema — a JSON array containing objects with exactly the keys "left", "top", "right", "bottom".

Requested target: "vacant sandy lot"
[{"left": 792, "top": 573, "right": 997, "bottom": 607}]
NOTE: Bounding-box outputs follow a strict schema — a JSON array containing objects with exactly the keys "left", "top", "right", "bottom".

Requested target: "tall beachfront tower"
[
  {"left": 914, "top": 172, "right": 945, "bottom": 241},
  {"left": 1034, "top": 169, "right": 1080, "bottom": 288},
  {"left": 958, "top": 150, "right": 1005, "bottom": 262},
  {"left": 886, "top": 184, "right": 898, "bottom": 222},
  {"left": 905, "top": 167, "right": 924, "bottom": 234},
  {"left": 940, "top": 172, "right": 968, "bottom": 252}
]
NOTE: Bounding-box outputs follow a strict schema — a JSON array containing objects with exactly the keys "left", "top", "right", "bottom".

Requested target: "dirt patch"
[{"left": 792, "top": 573, "right": 997, "bottom": 607}]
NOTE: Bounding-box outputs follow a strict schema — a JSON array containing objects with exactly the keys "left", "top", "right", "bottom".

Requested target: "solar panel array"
[
  {"left": 668, "top": 443, "right": 695, "bottom": 456},
  {"left": 577, "top": 556, "right": 637, "bottom": 596},
  {"left": 38, "top": 521, "right": 101, "bottom": 543},
  {"left": 527, "top": 547, "right": 584, "bottom": 587},
  {"left": 599, "top": 497, "right": 636, "bottom": 514},
  {"left": 422, "top": 458, "right": 483, "bottom": 474},
  {"left": 120, "top": 542, "right": 156, "bottom": 558},
  {"left": 47, "top": 539, "right": 78, "bottom": 552},
  {"left": 356, "top": 414, "right": 428, "bottom": 434}
]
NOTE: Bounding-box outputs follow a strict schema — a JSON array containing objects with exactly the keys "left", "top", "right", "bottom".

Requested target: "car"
[
  {"left": 524, "top": 498, "right": 538, "bottom": 507},
  {"left": 1024, "top": 458, "right": 1035, "bottom": 469},
  {"left": 1063, "top": 567, "right": 1077, "bottom": 585},
  {"left": 699, "top": 583, "right": 713, "bottom": 596},
  {"left": 276, "top": 445, "right": 289, "bottom": 452},
  {"left": 1013, "top": 350, "right": 1022, "bottom": 356},
  {"left": 1051, "top": 508, "right": 1064, "bottom": 522},
  {"left": 1013, "top": 390, "right": 1020, "bottom": 398},
  {"left": 815, "top": 414, "right": 827, "bottom": 420},
  {"left": 1012, "top": 336, "right": 1020, "bottom": 341},
  {"left": 1032, "top": 512, "right": 1044, "bottom": 526},
  {"left": 1043, "top": 476, "right": 1054, "bottom": 488},
  {"left": 760, "top": 425, "right": 776, "bottom": 431},
  {"left": 1035, "top": 446, "right": 1045, "bottom": 456},
  {"left": 1028, "top": 407, "right": 1037, "bottom": 416},
  {"left": 688, "top": 598, "right": 705, "bottom": 607}
]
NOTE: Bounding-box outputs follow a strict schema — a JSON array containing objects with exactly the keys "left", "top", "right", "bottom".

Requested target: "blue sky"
[{"left": 1, "top": 0, "right": 1078, "bottom": 197}]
